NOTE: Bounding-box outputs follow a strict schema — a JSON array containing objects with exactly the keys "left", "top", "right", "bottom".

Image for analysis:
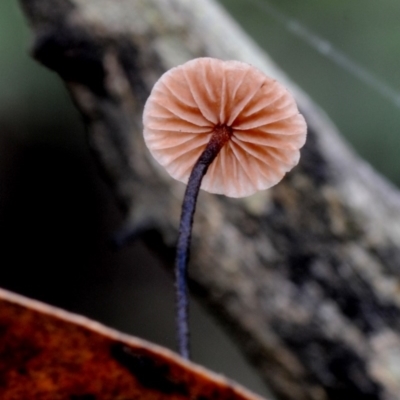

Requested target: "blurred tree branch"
[{"left": 18, "top": 0, "right": 400, "bottom": 399}]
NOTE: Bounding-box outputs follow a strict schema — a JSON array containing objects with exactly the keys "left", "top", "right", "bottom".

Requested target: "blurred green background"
[
  {"left": 219, "top": 0, "right": 400, "bottom": 185},
  {"left": 0, "top": 0, "right": 399, "bottom": 397}
]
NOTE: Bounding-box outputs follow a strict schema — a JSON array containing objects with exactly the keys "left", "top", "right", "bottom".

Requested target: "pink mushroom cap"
[{"left": 143, "top": 57, "right": 307, "bottom": 198}]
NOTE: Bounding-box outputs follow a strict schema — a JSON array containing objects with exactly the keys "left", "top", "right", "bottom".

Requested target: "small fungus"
[{"left": 143, "top": 57, "right": 307, "bottom": 359}]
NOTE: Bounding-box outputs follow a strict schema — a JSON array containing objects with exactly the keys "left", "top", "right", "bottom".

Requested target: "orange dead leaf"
[{"left": 0, "top": 288, "right": 267, "bottom": 400}]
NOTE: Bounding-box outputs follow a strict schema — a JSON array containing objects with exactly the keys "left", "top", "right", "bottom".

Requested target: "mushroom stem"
[{"left": 175, "top": 125, "right": 232, "bottom": 359}]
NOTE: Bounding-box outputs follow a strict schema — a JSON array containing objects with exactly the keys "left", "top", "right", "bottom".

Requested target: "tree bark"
[{"left": 18, "top": 1, "right": 400, "bottom": 399}]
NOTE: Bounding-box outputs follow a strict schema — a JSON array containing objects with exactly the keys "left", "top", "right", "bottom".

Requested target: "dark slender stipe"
[{"left": 175, "top": 125, "right": 232, "bottom": 359}]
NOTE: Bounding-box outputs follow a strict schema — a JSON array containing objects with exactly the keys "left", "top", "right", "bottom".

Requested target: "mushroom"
[{"left": 143, "top": 57, "right": 307, "bottom": 359}]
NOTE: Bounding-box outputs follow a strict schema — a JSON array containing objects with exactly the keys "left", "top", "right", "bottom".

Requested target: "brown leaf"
[{"left": 0, "top": 288, "right": 267, "bottom": 400}]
